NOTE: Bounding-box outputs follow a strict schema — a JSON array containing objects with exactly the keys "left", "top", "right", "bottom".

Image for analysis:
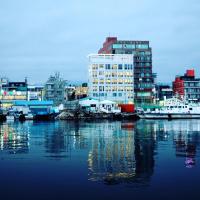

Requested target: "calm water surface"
[{"left": 0, "top": 119, "right": 200, "bottom": 200}]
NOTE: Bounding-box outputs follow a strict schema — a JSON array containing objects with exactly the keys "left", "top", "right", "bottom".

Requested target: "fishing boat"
[{"left": 138, "top": 97, "right": 200, "bottom": 119}]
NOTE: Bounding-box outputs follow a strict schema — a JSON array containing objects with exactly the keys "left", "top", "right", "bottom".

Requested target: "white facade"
[
  {"left": 88, "top": 54, "right": 134, "bottom": 104},
  {"left": 79, "top": 98, "right": 121, "bottom": 113}
]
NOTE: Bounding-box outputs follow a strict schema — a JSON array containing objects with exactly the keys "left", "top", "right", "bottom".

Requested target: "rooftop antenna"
[{"left": 25, "top": 76, "right": 28, "bottom": 84}]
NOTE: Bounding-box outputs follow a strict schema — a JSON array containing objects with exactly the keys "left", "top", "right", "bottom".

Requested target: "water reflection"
[
  {"left": 44, "top": 122, "right": 87, "bottom": 159},
  {"left": 0, "top": 122, "right": 29, "bottom": 154},
  {"left": 87, "top": 121, "right": 155, "bottom": 185},
  {"left": 141, "top": 120, "right": 200, "bottom": 168},
  {"left": 0, "top": 119, "right": 200, "bottom": 186}
]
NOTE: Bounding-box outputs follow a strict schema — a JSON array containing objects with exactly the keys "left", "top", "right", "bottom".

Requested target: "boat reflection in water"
[
  {"left": 148, "top": 120, "right": 200, "bottom": 168},
  {"left": 171, "top": 121, "right": 200, "bottom": 168}
]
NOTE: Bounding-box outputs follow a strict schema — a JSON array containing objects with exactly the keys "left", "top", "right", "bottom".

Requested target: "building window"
[
  {"left": 105, "top": 64, "right": 111, "bottom": 69},
  {"left": 112, "top": 64, "right": 118, "bottom": 69},
  {"left": 99, "top": 64, "right": 104, "bottom": 69},
  {"left": 118, "top": 64, "right": 123, "bottom": 70}
]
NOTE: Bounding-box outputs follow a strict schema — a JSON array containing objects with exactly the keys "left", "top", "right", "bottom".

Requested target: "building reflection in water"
[
  {"left": 87, "top": 121, "right": 155, "bottom": 186},
  {"left": 0, "top": 122, "right": 29, "bottom": 154},
  {"left": 1, "top": 119, "right": 200, "bottom": 185},
  {"left": 43, "top": 121, "right": 87, "bottom": 159}
]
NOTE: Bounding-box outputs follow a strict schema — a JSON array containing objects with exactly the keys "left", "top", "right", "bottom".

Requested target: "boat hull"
[
  {"left": 0, "top": 114, "right": 7, "bottom": 122},
  {"left": 139, "top": 113, "right": 200, "bottom": 119}
]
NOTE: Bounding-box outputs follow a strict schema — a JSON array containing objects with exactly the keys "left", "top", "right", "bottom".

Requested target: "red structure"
[
  {"left": 173, "top": 69, "right": 200, "bottom": 102},
  {"left": 173, "top": 69, "right": 196, "bottom": 98},
  {"left": 173, "top": 77, "right": 185, "bottom": 97},
  {"left": 118, "top": 104, "right": 135, "bottom": 113},
  {"left": 98, "top": 37, "right": 117, "bottom": 54},
  {"left": 186, "top": 69, "right": 195, "bottom": 77}
]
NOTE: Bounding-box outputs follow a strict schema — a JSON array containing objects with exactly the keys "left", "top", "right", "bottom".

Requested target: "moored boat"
[{"left": 138, "top": 98, "right": 200, "bottom": 119}]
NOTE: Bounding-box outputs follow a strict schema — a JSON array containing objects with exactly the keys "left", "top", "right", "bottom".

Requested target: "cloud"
[{"left": 0, "top": 0, "right": 200, "bottom": 83}]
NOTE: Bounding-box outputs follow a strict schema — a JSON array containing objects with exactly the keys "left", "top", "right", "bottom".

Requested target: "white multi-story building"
[{"left": 88, "top": 54, "right": 134, "bottom": 103}]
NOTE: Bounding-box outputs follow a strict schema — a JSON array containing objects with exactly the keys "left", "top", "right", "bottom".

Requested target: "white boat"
[
  {"left": 6, "top": 115, "right": 15, "bottom": 121},
  {"left": 25, "top": 112, "right": 34, "bottom": 120},
  {"left": 6, "top": 109, "right": 18, "bottom": 121},
  {"left": 138, "top": 97, "right": 200, "bottom": 119}
]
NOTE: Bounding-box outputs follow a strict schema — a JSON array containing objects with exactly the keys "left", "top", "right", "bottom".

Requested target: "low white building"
[
  {"left": 79, "top": 97, "right": 99, "bottom": 113},
  {"left": 99, "top": 100, "right": 121, "bottom": 113},
  {"left": 88, "top": 54, "right": 134, "bottom": 104},
  {"left": 79, "top": 97, "right": 120, "bottom": 114}
]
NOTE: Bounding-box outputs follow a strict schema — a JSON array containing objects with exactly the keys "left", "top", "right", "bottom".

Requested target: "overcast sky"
[{"left": 0, "top": 0, "right": 200, "bottom": 84}]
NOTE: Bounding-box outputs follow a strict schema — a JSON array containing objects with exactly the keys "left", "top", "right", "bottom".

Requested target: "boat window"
[
  {"left": 170, "top": 106, "right": 173, "bottom": 109},
  {"left": 189, "top": 108, "right": 193, "bottom": 111},
  {"left": 178, "top": 106, "right": 181, "bottom": 108},
  {"left": 175, "top": 106, "right": 177, "bottom": 108}
]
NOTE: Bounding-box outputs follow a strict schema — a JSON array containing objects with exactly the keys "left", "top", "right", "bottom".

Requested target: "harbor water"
[{"left": 1, "top": 120, "right": 200, "bottom": 199}]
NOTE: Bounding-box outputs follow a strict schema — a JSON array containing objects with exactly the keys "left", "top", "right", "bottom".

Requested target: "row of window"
[
  {"left": 135, "top": 56, "right": 151, "bottom": 61},
  {"left": 134, "top": 73, "right": 151, "bottom": 77},
  {"left": 92, "top": 80, "right": 134, "bottom": 84},
  {"left": 187, "top": 94, "right": 200, "bottom": 99},
  {"left": 135, "top": 51, "right": 151, "bottom": 56},
  {"left": 93, "top": 86, "right": 134, "bottom": 92},
  {"left": 184, "top": 82, "right": 200, "bottom": 87},
  {"left": 112, "top": 44, "right": 149, "bottom": 50},
  {"left": 93, "top": 92, "right": 133, "bottom": 98},
  {"left": 136, "top": 83, "right": 153, "bottom": 88},
  {"left": 92, "top": 75, "right": 133, "bottom": 78},
  {"left": 134, "top": 69, "right": 152, "bottom": 73},
  {"left": 96, "top": 71, "right": 133, "bottom": 76},
  {"left": 185, "top": 88, "right": 200, "bottom": 93},
  {"left": 135, "top": 62, "right": 151, "bottom": 67},
  {"left": 91, "top": 64, "right": 133, "bottom": 70}
]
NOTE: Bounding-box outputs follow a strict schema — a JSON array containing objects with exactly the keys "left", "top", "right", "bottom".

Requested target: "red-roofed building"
[{"left": 173, "top": 69, "right": 200, "bottom": 103}]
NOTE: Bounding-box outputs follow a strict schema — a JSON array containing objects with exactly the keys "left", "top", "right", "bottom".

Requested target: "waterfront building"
[
  {"left": 98, "top": 37, "right": 154, "bottom": 104},
  {"left": 64, "top": 85, "right": 76, "bottom": 101},
  {"left": 155, "top": 83, "right": 173, "bottom": 101},
  {"left": 88, "top": 54, "right": 134, "bottom": 103},
  {"left": 79, "top": 97, "right": 99, "bottom": 112},
  {"left": 64, "top": 83, "right": 88, "bottom": 101},
  {"left": 13, "top": 100, "right": 57, "bottom": 119},
  {"left": 0, "top": 77, "right": 28, "bottom": 107},
  {"left": 44, "top": 73, "right": 66, "bottom": 106},
  {"left": 28, "top": 85, "right": 44, "bottom": 101},
  {"left": 75, "top": 83, "right": 88, "bottom": 99},
  {"left": 173, "top": 69, "right": 200, "bottom": 103},
  {"left": 79, "top": 97, "right": 121, "bottom": 113}
]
